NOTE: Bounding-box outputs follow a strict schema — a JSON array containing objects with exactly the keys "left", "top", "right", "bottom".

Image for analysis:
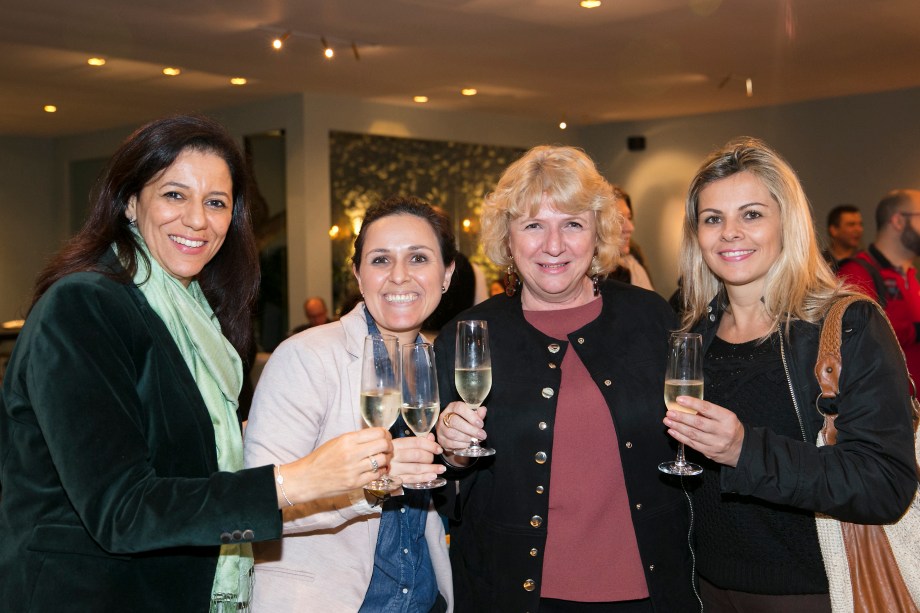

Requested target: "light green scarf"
[{"left": 120, "top": 230, "right": 252, "bottom": 611}]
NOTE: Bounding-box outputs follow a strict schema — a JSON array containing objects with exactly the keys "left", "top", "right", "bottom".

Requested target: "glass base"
[
  {"left": 402, "top": 477, "right": 447, "bottom": 490},
  {"left": 453, "top": 445, "right": 496, "bottom": 457},
  {"left": 658, "top": 460, "right": 703, "bottom": 476},
  {"left": 364, "top": 476, "right": 403, "bottom": 493}
]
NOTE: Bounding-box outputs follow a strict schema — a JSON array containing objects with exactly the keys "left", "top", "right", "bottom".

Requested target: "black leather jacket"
[
  {"left": 693, "top": 298, "right": 916, "bottom": 524},
  {"left": 434, "top": 281, "right": 699, "bottom": 613}
]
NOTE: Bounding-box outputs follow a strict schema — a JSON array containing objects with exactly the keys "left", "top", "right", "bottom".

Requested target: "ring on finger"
[
  {"left": 442, "top": 412, "right": 454, "bottom": 428},
  {"left": 368, "top": 455, "right": 379, "bottom": 473}
]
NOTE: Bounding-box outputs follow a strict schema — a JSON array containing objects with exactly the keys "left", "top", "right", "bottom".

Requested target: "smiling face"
[
  {"left": 353, "top": 214, "right": 454, "bottom": 344},
  {"left": 508, "top": 199, "right": 597, "bottom": 310},
  {"left": 125, "top": 148, "right": 233, "bottom": 287},
  {"left": 696, "top": 171, "right": 783, "bottom": 301}
]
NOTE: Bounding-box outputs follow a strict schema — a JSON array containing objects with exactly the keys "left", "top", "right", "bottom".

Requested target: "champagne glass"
[
  {"left": 453, "top": 320, "right": 495, "bottom": 457},
  {"left": 360, "top": 334, "right": 403, "bottom": 492},
  {"left": 659, "top": 332, "right": 704, "bottom": 476},
  {"left": 400, "top": 342, "right": 447, "bottom": 489}
]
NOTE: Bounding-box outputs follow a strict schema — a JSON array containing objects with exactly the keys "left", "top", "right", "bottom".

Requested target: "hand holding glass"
[
  {"left": 659, "top": 332, "right": 704, "bottom": 476},
  {"left": 453, "top": 320, "right": 495, "bottom": 457},
  {"left": 360, "top": 334, "right": 403, "bottom": 492},
  {"left": 400, "top": 342, "right": 447, "bottom": 489}
]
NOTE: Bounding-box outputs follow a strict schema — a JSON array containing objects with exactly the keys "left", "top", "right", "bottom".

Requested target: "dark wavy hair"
[
  {"left": 31, "top": 114, "right": 259, "bottom": 355},
  {"left": 352, "top": 195, "right": 457, "bottom": 272}
]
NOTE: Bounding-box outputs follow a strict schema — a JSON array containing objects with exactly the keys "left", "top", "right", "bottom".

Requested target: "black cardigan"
[{"left": 434, "top": 281, "right": 699, "bottom": 613}]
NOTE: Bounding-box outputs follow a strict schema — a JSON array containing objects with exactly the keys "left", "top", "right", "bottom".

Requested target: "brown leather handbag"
[{"left": 814, "top": 294, "right": 920, "bottom": 613}]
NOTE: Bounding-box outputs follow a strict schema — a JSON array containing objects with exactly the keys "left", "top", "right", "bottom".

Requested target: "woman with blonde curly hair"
[
  {"left": 665, "top": 137, "right": 916, "bottom": 611},
  {"left": 434, "top": 145, "right": 698, "bottom": 612}
]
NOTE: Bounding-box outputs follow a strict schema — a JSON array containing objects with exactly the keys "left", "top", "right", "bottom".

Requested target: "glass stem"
[{"left": 675, "top": 442, "right": 688, "bottom": 467}]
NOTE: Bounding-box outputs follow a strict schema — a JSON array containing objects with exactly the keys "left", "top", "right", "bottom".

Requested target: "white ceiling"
[{"left": 2, "top": 0, "right": 920, "bottom": 137}]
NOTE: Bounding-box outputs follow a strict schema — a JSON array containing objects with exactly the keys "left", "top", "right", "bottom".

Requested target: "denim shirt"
[{"left": 359, "top": 314, "right": 439, "bottom": 612}]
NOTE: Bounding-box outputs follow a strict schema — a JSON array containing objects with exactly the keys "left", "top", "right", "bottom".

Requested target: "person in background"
[
  {"left": 434, "top": 145, "right": 697, "bottom": 612},
  {"left": 609, "top": 188, "right": 654, "bottom": 291},
  {"left": 244, "top": 196, "right": 455, "bottom": 612},
  {"left": 821, "top": 204, "right": 863, "bottom": 270},
  {"left": 837, "top": 189, "right": 920, "bottom": 382},
  {"left": 0, "top": 115, "right": 392, "bottom": 612},
  {"left": 290, "top": 296, "right": 330, "bottom": 335},
  {"left": 667, "top": 137, "right": 915, "bottom": 612}
]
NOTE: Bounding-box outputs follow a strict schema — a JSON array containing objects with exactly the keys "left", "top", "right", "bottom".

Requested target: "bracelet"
[{"left": 275, "top": 465, "right": 294, "bottom": 507}]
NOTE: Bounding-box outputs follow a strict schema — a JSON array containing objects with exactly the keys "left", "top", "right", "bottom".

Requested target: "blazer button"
[
  {"left": 523, "top": 579, "right": 536, "bottom": 591},
  {"left": 548, "top": 343, "right": 560, "bottom": 353},
  {"left": 530, "top": 548, "right": 539, "bottom": 557},
  {"left": 541, "top": 387, "right": 554, "bottom": 399},
  {"left": 635, "top": 503, "right": 642, "bottom": 510},
  {"left": 603, "top": 379, "right": 612, "bottom": 386},
  {"left": 220, "top": 532, "right": 232, "bottom": 544},
  {"left": 535, "top": 485, "right": 545, "bottom": 494},
  {"left": 530, "top": 515, "right": 543, "bottom": 528},
  {"left": 649, "top": 564, "right": 656, "bottom": 572},
  {"left": 709, "top": 314, "right": 716, "bottom": 322},
  {"left": 534, "top": 451, "right": 547, "bottom": 464},
  {"left": 242, "top": 529, "right": 255, "bottom": 540},
  {"left": 625, "top": 441, "right": 633, "bottom": 449},
  {"left": 232, "top": 530, "right": 243, "bottom": 541},
  {"left": 538, "top": 421, "right": 548, "bottom": 430},
  {"left": 576, "top": 337, "right": 585, "bottom": 344},
  {"left": 548, "top": 362, "right": 557, "bottom": 369}
]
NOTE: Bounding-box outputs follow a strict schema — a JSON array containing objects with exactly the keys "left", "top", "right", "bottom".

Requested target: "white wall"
[
  {"left": 0, "top": 137, "right": 56, "bottom": 320},
  {"left": 577, "top": 87, "right": 920, "bottom": 298}
]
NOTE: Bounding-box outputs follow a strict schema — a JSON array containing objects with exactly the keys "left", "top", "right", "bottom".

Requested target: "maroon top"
[{"left": 525, "top": 297, "right": 648, "bottom": 602}]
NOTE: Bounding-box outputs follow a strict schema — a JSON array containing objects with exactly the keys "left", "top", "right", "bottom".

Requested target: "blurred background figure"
[
  {"left": 608, "top": 188, "right": 654, "bottom": 291},
  {"left": 822, "top": 204, "right": 863, "bottom": 270},
  {"left": 290, "top": 296, "right": 330, "bottom": 335},
  {"left": 837, "top": 189, "right": 920, "bottom": 382}
]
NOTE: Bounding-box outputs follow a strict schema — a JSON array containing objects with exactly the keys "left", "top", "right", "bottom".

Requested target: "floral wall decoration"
[{"left": 329, "top": 131, "right": 525, "bottom": 314}]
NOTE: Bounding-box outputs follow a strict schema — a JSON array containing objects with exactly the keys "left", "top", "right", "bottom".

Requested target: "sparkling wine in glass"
[
  {"left": 400, "top": 342, "right": 447, "bottom": 489},
  {"left": 453, "top": 320, "right": 495, "bottom": 457},
  {"left": 659, "top": 332, "right": 704, "bottom": 476},
  {"left": 361, "top": 334, "right": 403, "bottom": 492}
]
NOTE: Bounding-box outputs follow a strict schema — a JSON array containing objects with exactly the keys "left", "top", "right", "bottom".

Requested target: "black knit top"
[{"left": 693, "top": 332, "right": 829, "bottom": 595}]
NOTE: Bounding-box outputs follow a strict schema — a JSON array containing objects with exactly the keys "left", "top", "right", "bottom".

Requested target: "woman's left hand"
[{"left": 663, "top": 396, "right": 745, "bottom": 467}]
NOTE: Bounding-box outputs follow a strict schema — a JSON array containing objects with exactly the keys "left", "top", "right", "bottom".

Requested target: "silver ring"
[
  {"left": 442, "top": 412, "right": 454, "bottom": 428},
  {"left": 368, "top": 455, "right": 379, "bottom": 473}
]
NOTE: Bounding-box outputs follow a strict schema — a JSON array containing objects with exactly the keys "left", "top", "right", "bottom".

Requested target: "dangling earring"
[
  {"left": 504, "top": 258, "right": 518, "bottom": 297},
  {"left": 592, "top": 274, "right": 600, "bottom": 296},
  {"left": 128, "top": 217, "right": 137, "bottom": 227},
  {"left": 590, "top": 251, "right": 601, "bottom": 296}
]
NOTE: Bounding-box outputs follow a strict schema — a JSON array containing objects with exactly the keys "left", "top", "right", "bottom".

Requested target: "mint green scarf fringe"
[{"left": 120, "top": 230, "right": 253, "bottom": 611}]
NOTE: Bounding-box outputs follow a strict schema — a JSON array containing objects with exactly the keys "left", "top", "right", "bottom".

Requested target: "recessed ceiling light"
[
  {"left": 559, "top": 121, "right": 568, "bottom": 130},
  {"left": 580, "top": 0, "right": 602, "bottom": 7},
  {"left": 43, "top": 105, "right": 57, "bottom": 113},
  {"left": 162, "top": 67, "right": 181, "bottom": 76},
  {"left": 87, "top": 57, "right": 106, "bottom": 67},
  {"left": 461, "top": 88, "right": 477, "bottom": 96},
  {"left": 413, "top": 95, "right": 429, "bottom": 103},
  {"left": 230, "top": 77, "right": 247, "bottom": 86}
]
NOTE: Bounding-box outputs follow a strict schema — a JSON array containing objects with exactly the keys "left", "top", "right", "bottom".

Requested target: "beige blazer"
[{"left": 243, "top": 304, "right": 452, "bottom": 612}]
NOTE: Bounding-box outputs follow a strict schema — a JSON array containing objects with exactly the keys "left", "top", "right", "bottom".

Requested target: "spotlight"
[
  {"left": 87, "top": 57, "right": 106, "bottom": 66},
  {"left": 230, "top": 77, "right": 247, "bottom": 86},
  {"left": 272, "top": 32, "right": 290, "bottom": 50},
  {"left": 413, "top": 95, "right": 429, "bottom": 103},
  {"left": 321, "top": 37, "right": 334, "bottom": 59},
  {"left": 559, "top": 121, "right": 567, "bottom": 130},
  {"left": 580, "top": 0, "right": 602, "bottom": 7},
  {"left": 746, "top": 78, "right": 753, "bottom": 97},
  {"left": 461, "top": 88, "right": 477, "bottom": 96},
  {"left": 43, "top": 105, "right": 57, "bottom": 113},
  {"left": 162, "top": 67, "right": 181, "bottom": 76}
]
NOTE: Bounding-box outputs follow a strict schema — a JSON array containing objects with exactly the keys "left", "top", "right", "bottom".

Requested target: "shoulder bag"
[{"left": 814, "top": 294, "right": 920, "bottom": 613}]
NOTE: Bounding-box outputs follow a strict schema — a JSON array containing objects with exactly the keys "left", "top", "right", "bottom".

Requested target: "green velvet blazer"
[{"left": 0, "top": 262, "right": 282, "bottom": 612}]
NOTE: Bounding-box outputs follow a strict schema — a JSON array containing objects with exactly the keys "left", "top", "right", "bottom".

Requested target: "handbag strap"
[{"left": 815, "top": 295, "right": 920, "bottom": 456}]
